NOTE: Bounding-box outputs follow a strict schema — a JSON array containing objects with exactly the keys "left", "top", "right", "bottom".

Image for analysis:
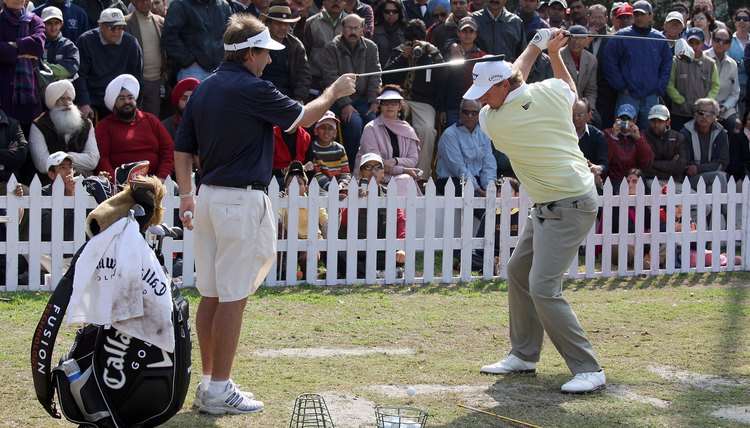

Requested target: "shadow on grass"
[{"left": 567, "top": 271, "right": 750, "bottom": 292}]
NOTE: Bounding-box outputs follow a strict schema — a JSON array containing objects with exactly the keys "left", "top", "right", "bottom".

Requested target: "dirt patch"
[
  {"left": 648, "top": 364, "right": 750, "bottom": 392},
  {"left": 711, "top": 406, "right": 750, "bottom": 424},
  {"left": 253, "top": 347, "right": 414, "bottom": 358},
  {"left": 605, "top": 385, "right": 670, "bottom": 408}
]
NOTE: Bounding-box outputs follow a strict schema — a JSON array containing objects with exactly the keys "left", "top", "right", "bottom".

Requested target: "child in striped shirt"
[{"left": 312, "top": 111, "right": 351, "bottom": 198}]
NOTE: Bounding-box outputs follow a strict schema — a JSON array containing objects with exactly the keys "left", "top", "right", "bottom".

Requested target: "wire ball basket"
[
  {"left": 289, "top": 393, "right": 335, "bottom": 428},
  {"left": 375, "top": 405, "right": 428, "bottom": 428}
]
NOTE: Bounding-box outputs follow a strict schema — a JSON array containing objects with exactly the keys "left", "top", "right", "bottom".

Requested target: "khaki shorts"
[{"left": 193, "top": 185, "right": 276, "bottom": 302}]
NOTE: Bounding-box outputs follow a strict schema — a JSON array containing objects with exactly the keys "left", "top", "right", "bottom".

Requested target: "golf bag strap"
[{"left": 30, "top": 245, "right": 85, "bottom": 419}]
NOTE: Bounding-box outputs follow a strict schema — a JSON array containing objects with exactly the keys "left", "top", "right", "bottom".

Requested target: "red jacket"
[
  {"left": 273, "top": 126, "right": 312, "bottom": 170},
  {"left": 95, "top": 110, "right": 175, "bottom": 179}
]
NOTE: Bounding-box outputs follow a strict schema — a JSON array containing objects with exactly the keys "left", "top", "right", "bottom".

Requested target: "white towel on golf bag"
[{"left": 69, "top": 214, "right": 175, "bottom": 352}]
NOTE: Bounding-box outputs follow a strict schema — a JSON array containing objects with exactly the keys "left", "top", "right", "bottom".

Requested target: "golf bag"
[
  {"left": 31, "top": 245, "right": 192, "bottom": 427},
  {"left": 32, "top": 171, "right": 189, "bottom": 427}
]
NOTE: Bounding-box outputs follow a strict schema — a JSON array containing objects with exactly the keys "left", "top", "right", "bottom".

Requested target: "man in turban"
[
  {"left": 95, "top": 74, "right": 174, "bottom": 180},
  {"left": 28, "top": 79, "right": 100, "bottom": 184},
  {"left": 161, "top": 77, "right": 199, "bottom": 140}
]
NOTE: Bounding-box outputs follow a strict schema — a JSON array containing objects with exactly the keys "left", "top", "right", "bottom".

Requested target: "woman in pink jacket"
[{"left": 354, "top": 84, "right": 423, "bottom": 195}]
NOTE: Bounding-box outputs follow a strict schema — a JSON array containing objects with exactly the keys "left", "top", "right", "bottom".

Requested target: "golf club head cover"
[
  {"left": 531, "top": 28, "right": 553, "bottom": 51},
  {"left": 128, "top": 175, "right": 165, "bottom": 232},
  {"left": 86, "top": 187, "right": 137, "bottom": 237}
]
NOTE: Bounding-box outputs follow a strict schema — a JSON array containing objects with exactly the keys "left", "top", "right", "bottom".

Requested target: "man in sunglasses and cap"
[
  {"left": 464, "top": 29, "right": 605, "bottom": 394},
  {"left": 174, "top": 13, "right": 356, "bottom": 416}
]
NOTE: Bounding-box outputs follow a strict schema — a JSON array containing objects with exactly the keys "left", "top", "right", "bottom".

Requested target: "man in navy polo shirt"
[{"left": 174, "top": 13, "right": 355, "bottom": 416}]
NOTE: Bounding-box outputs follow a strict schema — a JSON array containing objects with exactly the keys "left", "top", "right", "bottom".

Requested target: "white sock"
[
  {"left": 207, "top": 380, "right": 229, "bottom": 396},
  {"left": 200, "top": 374, "right": 211, "bottom": 388}
]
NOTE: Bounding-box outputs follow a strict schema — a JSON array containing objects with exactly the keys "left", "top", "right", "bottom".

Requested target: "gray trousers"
[
  {"left": 506, "top": 188, "right": 601, "bottom": 374},
  {"left": 139, "top": 79, "right": 164, "bottom": 118}
]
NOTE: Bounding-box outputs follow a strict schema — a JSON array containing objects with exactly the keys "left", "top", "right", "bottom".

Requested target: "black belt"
[{"left": 214, "top": 182, "right": 268, "bottom": 194}]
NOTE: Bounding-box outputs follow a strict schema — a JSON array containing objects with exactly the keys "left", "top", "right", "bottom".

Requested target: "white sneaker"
[
  {"left": 560, "top": 370, "right": 606, "bottom": 394},
  {"left": 199, "top": 382, "right": 264, "bottom": 415},
  {"left": 480, "top": 354, "right": 536, "bottom": 375},
  {"left": 193, "top": 379, "right": 254, "bottom": 409}
]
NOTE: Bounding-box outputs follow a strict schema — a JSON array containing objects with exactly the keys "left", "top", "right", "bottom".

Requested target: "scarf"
[
  {"left": 2, "top": 8, "right": 38, "bottom": 106},
  {"left": 377, "top": 114, "right": 419, "bottom": 141}
]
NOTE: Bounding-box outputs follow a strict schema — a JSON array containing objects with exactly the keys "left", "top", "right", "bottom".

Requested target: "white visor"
[
  {"left": 377, "top": 90, "right": 404, "bottom": 100},
  {"left": 224, "top": 28, "right": 285, "bottom": 52}
]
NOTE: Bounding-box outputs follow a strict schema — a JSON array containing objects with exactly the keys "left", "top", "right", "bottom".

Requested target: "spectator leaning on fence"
[
  {"left": 464, "top": 29, "right": 605, "bottom": 394},
  {"left": 29, "top": 79, "right": 99, "bottom": 183}
]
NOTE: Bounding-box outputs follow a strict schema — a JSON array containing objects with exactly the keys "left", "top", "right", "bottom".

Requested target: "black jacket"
[
  {"left": 161, "top": 0, "right": 232, "bottom": 71},
  {"left": 0, "top": 110, "right": 29, "bottom": 183}
]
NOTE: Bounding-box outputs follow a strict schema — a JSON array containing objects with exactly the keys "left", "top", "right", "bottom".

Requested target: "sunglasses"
[
  {"left": 696, "top": 109, "right": 716, "bottom": 117},
  {"left": 461, "top": 109, "right": 480, "bottom": 116},
  {"left": 735, "top": 16, "right": 750, "bottom": 22},
  {"left": 360, "top": 164, "right": 384, "bottom": 171},
  {"left": 383, "top": 9, "right": 399, "bottom": 14},
  {"left": 432, "top": 12, "right": 448, "bottom": 18},
  {"left": 380, "top": 99, "right": 401, "bottom": 105},
  {"left": 713, "top": 37, "right": 730, "bottom": 44}
]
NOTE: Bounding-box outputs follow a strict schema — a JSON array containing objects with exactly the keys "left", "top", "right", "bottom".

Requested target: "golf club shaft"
[
  {"left": 458, "top": 404, "right": 542, "bottom": 428},
  {"left": 568, "top": 33, "right": 675, "bottom": 42},
  {"left": 357, "top": 54, "right": 505, "bottom": 78}
]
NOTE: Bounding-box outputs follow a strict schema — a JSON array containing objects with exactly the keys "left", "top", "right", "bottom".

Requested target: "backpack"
[{"left": 31, "top": 246, "right": 192, "bottom": 427}]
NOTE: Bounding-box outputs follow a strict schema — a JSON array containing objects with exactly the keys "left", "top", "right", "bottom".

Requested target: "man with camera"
[
  {"left": 603, "top": 103, "right": 654, "bottom": 191},
  {"left": 382, "top": 19, "right": 444, "bottom": 179}
]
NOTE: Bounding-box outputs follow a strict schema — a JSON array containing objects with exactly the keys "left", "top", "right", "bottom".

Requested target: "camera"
[
  {"left": 412, "top": 44, "right": 423, "bottom": 59},
  {"left": 619, "top": 119, "right": 629, "bottom": 129}
]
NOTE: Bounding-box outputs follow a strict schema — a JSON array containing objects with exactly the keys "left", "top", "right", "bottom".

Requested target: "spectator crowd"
[{"left": 2, "top": 0, "right": 750, "bottom": 279}]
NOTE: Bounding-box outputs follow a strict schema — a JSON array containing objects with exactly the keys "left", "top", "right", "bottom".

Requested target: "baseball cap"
[
  {"left": 664, "top": 10, "right": 685, "bottom": 25},
  {"left": 315, "top": 110, "right": 340, "bottom": 129},
  {"left": 224, "top": 27, "right": 285, "bottom": 51},
  {"left": 360, "top": 153, "right": 384, "bottom": 168},
  {"left": 685, "top": 27, "right": 704, "bottom": 42},
  {"left": 615, "top": 4, "right": 633, "bottom": 17},
  {"left": 549, "top": 0, "right": 566, "bottom": 8},
  {"left": 284, "top": 160, "right": 307, "bottom": 184},
  {"left": 98, "top": 8, "right": 126, "bottom": 26},
  {"left": 457, "top": 16, "right": 478, "bottom": 31},
  {"left": 41, "top": 6, "right": 63, "bottom": 22},
  {"left": 463, "top": 57, "right": 513, "bottom": 100},
  {"left": 568, "top": 24, "right": 588, "bottom": 35},
  {"left": 616, "top": 104, "right": 637, "bottom": 120},
  {"left": 648, "top": 104, "right": 670, "bottom": 120},
  {"left": 632, "top": 0, "right": 652, "bottom": 14},
  {"left": 537, "top": 0, "right": 548, "bottom": 9},
  {"left": 610, "top": 1, "right": 625, "bottom": 13},
  {"left": 46, "top": 151, "right": 75, "bottom": 171}
]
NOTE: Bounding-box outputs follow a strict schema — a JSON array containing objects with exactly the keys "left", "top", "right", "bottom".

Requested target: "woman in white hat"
[{"left": 354, "top": 84, "right": 423, "bottom": 195}]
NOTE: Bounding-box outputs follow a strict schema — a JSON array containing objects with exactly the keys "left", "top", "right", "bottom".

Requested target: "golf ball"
[{"left": 407, "top": 386, "right": 416, "bottom": 397}]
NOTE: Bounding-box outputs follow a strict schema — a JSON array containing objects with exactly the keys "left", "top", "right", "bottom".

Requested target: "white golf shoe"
[
  {"left": 560, "top": 370, "right": 606, "bottom": 394},
  {"left": 480, "top": 354, "right": 536, "bottom": 375}
]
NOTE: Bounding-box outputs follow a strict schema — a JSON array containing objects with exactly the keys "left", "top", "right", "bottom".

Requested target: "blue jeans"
[
  {"left": 177, "top": 64, "right": 212, "bottom": 82},
  {"left": 332, "top": 99, "right": 376, "bottom": 170},
  {"left": 615, "top": 93, "right": 660, "bottom": 131}
]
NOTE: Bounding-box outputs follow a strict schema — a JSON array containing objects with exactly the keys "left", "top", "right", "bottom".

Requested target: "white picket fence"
[{"left": 1, "top": 175, "right": 747, "bottom": 292}]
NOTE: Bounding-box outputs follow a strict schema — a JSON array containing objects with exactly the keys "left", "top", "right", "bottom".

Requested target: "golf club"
[
  {"left": 458, "top": 404, "right": 542, "bottom": 428},
  {"left": 567, "top": 33, "right": 676, "bottom": 42},
  {"left": 356, "top": 54, "right": 505, "bottom": 78}
]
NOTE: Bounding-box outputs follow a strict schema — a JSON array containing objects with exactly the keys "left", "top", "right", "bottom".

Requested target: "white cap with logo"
[
  {"left": 648, "top": 104, "right": 670, "bottom": 121},
  {"left": 46, "top": 151, "right": 75, "bottom": 171},
  {"left": 360, "top": 153, "right": 384, "bottom": 168},
  {"left": 463, "top": 57, "right": 513, "bottom": 100},
  {"left": 41, "top": 6, "right": 63, "bottom": 22}
]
